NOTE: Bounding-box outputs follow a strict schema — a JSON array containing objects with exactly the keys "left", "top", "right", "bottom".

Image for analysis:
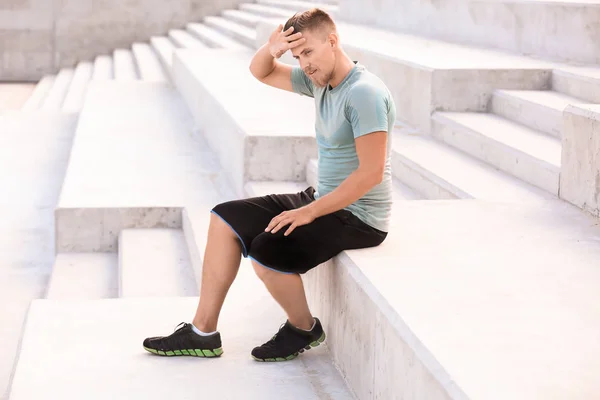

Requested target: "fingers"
[
  {"left": 270, "top": 219, "right": 291, "bottom": 234},
  {"left": 266, "top": 212, "right": 286, "bottom": 232},
  {"left": 288, "top": 37, "right": 306, "bottom": 49},
  {"left": 285, "top": 32, "right": 303, "bottom": 42},
  {"left": 284, "top": 223, "right": 297, "bottom": 236}
]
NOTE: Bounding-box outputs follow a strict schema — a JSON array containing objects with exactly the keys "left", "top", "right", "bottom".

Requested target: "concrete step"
[
  {"left": 172, "top": 49, "right": 315, "bottom": 197},
  {"left": 304, "top": 158, "right": 422, "bottom": 201},
  {"left": 46, "top": 253, "right": 118, "bottom": 299},
  {"left": 244, "top": 181, "right": 600, "bottom": 400},
  {"left": 92, "top": 55, "right": 114, "bottom": 80},
  {"left": 491, "top": 90, "right": 583, "bottom": 139},
  {"left": 391, "top": 130, "right": 552, "bottom": 202},
  {"left": 239, "top": 3, "right": 294, "bottom": 18},
  {"left": 40, "top": 68, "right": 75, "bottom": 111},
  {"left": 113, "top": 49, "right": 139, "bottom": 81},
  {"left": 222, "top": 9, "right": 262, "bottom": 28},
  {"left": 131, "top": 43, "right": 168, "bottom": 82},
  {"left": 552, "top": 65, "right": 600, "bottom": 103},
  {"left": 62, "top": 62, "right": 94, "bottom": 112},
  {"left": 186, "top": 22, "right": 248, "bottom": 49},
  {"left": 255, "top": 18, "right": 553, "bottom": 134},
  {"left": 339, "top": 0, "right": 600, "bottom": 64},
  {"left": 560, "top": 104, "right": 600, "bottom": 218},
  {"left": 21, "top": 76, "right": 55, "bottom": 110},
  {"left": 168, "top": 29, "right": 209, "bottom": 49},
  {"left": 118, "top": 229, "right": 197, "bottom": 297},
  {"left": 203, "top": 16, "right": 256, "bottom": 48},
  {"left": 256, "top": 0, "right": 338, "bottom": 14},
  {"left": 150, "top": 36, "right": 176, "bottom": 72},
  {"left": 9, "top": 293, "right": 351, "bottom": 399},
  {"left": 0, "top": 112, "right": 78, "bottom": 400},
  {"left": 432, "top": 112, "right": 561, "bottom": 196},
  {"left": 55, "top": 81, "right": 226, "bottom": 252}
]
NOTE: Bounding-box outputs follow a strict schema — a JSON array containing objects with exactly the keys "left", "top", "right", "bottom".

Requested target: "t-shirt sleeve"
[
  {"left": 345, "top": 83, "right": 390, "bottom": 139},
  {"left": 291, "top": 66, "right": 315, "bottom": 98}
]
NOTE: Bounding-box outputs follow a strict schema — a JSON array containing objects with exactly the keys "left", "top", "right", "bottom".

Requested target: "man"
[{"left": 143, "top": 8, "right": 395, "bottom": 362}]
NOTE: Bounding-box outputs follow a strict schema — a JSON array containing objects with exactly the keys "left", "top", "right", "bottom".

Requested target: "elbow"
[
  {"left": 364, "top": 167, "right": 385, "bottom": 187},
  {"left": 249, "top": 62, "right": 258, "bottom": 80},
  {"left": 373, "top": 169, "right": 385, "bottom": 185}
]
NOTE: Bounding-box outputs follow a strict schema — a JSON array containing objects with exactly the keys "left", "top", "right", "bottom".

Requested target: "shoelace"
[
  {"left": 157, "top": 322, "right": 189, "bottom": 350},
  {"left": 173, "top": 322, "right": 189, "bottom": 333},
  {"left": 262, "top": 323, "right": 287, "bottom": 349}
]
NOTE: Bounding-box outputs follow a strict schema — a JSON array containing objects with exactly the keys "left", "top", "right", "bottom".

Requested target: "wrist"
[{"left": 304, "top": 202, "right": 320, "bottom": 219}]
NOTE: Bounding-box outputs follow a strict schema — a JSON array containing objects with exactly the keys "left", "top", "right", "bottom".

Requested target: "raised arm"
[{"left": 249, "top": 25, "right": 306, "bottom": 93}]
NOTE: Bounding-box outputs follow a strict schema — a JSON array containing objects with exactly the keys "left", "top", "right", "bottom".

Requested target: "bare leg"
[
  {"left": 251, "top": 261, "right": 314, "bottom": 330},
  {"left": 192, "top": 212, "right": 243, "bottom": 332}
]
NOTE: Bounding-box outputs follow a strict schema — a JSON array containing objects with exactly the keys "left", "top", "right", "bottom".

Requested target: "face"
[{"left": 292, "top": 30, "right": 336, "bottom": 88}]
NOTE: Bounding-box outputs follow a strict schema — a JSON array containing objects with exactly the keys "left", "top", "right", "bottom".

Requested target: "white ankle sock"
[
  {"left": 191, "top": 323, "right": 217, "bottom": 336},
  {"left": 298, "top": 318, "right": 316, "bottom": 332}
]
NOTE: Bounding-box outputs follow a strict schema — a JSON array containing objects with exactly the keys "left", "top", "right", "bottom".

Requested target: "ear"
[{"left": 328, "top": 32, "right": 338, "bottom": 48}]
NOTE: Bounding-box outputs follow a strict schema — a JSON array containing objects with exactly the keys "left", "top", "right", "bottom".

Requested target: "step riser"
[
  {"left": 56, "top": 208, "right": 182, "bottom": 252},
  {"left": 40, "top": 69, "right": 75, "bottom": 111},
  {"left": 62, "top": 62, "right": 94, "bottom": 112},
  {"left": 132, "top": 44, "right": 169, "bottom": 83},
  {"left": 303, "top": 257, "right": 456, "bottom": 400},
  {"left": 203, "top": 20, "right": 255, "bottom": 48},
  {"left": 560, "top": 105, "right": 600, "bottom": 218},
  {"left": 431, "top": 116, "right": 559, "bottom": 195},
  {"left": 113, "top": 50, "right": 139, "bottom": 81},
  {"left": 150, "top": 37, "right": 175, "bottom": 74},
  {"left": 391, "top": 153, "right": 466, "bottom": 200},
  {"left": 553, "top": 71, "right": 600, "bottom": 104},
  {"left": 21, "top": 76, "right": 55, "bottom": 110},
  {"left": 491, "top": 92, "right": 562, "bottom": 139},
  {"left": 92, "top": 56, "right": 114, "bottom": 80}
]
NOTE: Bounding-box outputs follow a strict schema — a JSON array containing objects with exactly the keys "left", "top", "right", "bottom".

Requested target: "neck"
[{"left": 328, "top": 52, "right": 355, "bottom": 89}]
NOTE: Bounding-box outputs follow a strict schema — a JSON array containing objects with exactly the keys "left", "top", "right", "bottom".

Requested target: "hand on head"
[{"left": 268, "top": 25, "right": 306, "bottom": 59}]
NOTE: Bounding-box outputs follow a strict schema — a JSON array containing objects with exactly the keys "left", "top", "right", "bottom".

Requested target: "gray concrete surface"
[
  {"left": 0, "top": 0, "right": 248, "bottom": 81},
  {"left": 0, "top": 111, "right": 78, "bottom": 400},
  {"left": 561, "top": 104, "right": 600, "bottom": 218},
  {"left": 338, "top": 0, "right": 600, "bottom": 64}
]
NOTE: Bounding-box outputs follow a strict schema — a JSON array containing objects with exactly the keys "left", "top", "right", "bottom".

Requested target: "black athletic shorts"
[{"left": 211, "top": 186, "right": 387, "bottom": 274}]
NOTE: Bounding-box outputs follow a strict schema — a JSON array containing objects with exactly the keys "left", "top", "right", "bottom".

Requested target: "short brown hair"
[{"left": 283, "top": 8, "right": 336, "bottom": 39}]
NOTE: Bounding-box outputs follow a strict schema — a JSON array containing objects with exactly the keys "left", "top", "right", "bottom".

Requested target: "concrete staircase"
[{"left": 4, "top": 0, "right": 600, "bottom": 399}]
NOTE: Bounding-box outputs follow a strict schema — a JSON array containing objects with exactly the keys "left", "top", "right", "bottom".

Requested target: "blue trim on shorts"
[
  {"left": 210, "top": 210, "right": 248, "bottom": 257},
  {"left": 249, "top": 256, "right": 295, "bottom": 275}
]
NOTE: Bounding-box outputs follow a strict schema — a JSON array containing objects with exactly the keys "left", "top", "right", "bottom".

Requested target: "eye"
[{"left": 306, "top": 50, "right": 312, "bottom": 55}]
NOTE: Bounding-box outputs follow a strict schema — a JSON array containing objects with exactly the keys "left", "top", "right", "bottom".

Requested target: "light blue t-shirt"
[{"left": 291, "top": 62, "right": 396, "bottom": 232}]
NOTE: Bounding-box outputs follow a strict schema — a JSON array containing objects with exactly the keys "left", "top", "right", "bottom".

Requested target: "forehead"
[{"left": 291, "top": 30, "right": 323, "bottom": 56}]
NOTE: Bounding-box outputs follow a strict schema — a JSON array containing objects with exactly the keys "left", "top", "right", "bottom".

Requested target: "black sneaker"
[
  {"left": 143, "top": 322, "right": 223, "bottom": 358},
  {"left": 251, "top": 318, "right": 326, "bottom": 362}
]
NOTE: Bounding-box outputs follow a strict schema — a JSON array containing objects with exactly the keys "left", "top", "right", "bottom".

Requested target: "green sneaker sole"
[
  {"left": 252, "top": 331, "right": 326, "bottom": 362},
  {"left": 144, "top": 346, "right": 223, "bottom": 358}
]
